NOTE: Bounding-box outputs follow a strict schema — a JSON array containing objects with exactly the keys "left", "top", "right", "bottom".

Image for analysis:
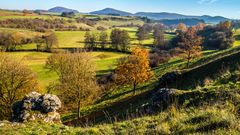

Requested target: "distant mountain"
[
  {"left": 135, "top": 12, "right": 229, "bottom": 24},
  {"left": 90, "top": 8, "right": 132, "bottom": 16},
  {"left": 198, "top": 15, "right": 230, "bottom": 24},
  {"left": 48, "top": 6, "right": 79, "bottom": 13},
  {"left": 135, "top": 12, "right": 197, "bottom": 20}
]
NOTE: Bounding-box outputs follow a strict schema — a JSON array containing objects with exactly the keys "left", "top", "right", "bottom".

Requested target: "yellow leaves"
[{"left": 115, "top": 47, "right": 154, "bottom": 89}]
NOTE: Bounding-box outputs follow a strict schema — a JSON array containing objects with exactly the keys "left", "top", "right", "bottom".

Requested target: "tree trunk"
[
  {"left": 187, "top": 51, "right": 191, "bottom": 68},
  {"left": 187, "top": 58, "right": 190, "bottom": 68},
  {"left": 133, "top": 83, "right": 136, "bottom": 95},
  {"left": 77, "top": 100, "right": 81, "bottom": 119}
]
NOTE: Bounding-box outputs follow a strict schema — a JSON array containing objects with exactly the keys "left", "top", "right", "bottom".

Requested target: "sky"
[{"left": 0, "top": 0, "right": 239, "bottom": 19}]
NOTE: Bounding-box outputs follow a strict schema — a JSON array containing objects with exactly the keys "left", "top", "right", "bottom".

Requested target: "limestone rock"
[
  {"left": 41, "top": 94, "right": 61, "bottom": 113},
  {"left": 12, "top": 92, "right": 62, "bottom": 123}
]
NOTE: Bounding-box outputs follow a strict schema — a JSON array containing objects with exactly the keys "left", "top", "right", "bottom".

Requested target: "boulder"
[{"left": 12, "top": 92, "right": 62, "bottom": 123}]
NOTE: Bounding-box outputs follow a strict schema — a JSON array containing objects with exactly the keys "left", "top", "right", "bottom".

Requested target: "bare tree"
[{"left": 0, "top": 53, "right": 38, "bottom": 120}]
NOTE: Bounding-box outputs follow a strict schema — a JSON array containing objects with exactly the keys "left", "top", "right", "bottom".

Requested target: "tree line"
[
  {"left": 0, "top": 31, "right": 58, "bottom": 52},
  {"left": 0, "top": 18, "right": 79, "bottom": 32},
  {"left": 84, "top": 29, "right": 131, "bottom": 52}
]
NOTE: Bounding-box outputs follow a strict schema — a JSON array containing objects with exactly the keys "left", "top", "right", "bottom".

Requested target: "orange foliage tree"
[{"left": 115, "top": 48, "right": 154, "bottom": 94}]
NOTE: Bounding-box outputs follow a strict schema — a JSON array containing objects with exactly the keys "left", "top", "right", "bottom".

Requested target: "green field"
[{"left": 6, "top": 51, "right": 127, "bottom": 90}]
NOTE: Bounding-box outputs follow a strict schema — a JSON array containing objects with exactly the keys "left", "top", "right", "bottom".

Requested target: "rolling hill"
[
  {"left": 48, "top": 6, "right": 79, "bottom": 13},
  {"left": 90, "top": 8, "right": 132, "bottom": 16}
]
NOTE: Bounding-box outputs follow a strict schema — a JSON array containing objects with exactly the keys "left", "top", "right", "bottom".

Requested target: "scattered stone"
[{"left": 12, "top": 91, "right": 62, "bottom": 123}]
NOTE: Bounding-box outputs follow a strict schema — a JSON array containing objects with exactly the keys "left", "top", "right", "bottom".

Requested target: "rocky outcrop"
[{"left": 12, "top": 92, "right": 62, "bottom": 123}]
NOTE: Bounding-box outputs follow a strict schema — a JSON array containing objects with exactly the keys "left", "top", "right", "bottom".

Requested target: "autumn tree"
[
  {"left": 115, "top": 48, "right": 154, "bottom": 94},
  {"left": 44, "top": 32, "right": 58, "bottom": 52},
  {"left": 45, "top": 52, "right": 100, "bottom": 118},
  {"left": 99, "top": 31, "right": 108, "bottom": 49},
  {"left": 110, "top": 29, "right": 130, "bottom": 52},
  {"left": 176, "top": 27, "right": 203, "bottom": 67},
  {"left": 177, "top": 23, "right": 187, "bottom": 32},
  {"left": 0, "top": 53, "right": 38, "bottom": 120}
]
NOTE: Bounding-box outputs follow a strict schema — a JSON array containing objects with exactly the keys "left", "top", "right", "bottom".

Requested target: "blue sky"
[{"left": 0, "top": 0, "right": 239, "bottom": 19}]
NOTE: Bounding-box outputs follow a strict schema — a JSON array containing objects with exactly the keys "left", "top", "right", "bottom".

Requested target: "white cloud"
[{"left": 198, "top": 0, "right": 219, "bottom": 4}]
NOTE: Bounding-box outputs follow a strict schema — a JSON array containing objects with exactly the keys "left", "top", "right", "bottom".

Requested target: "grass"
[{"left": 55, "top": 31, "right": 86, "bottom": 48}]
